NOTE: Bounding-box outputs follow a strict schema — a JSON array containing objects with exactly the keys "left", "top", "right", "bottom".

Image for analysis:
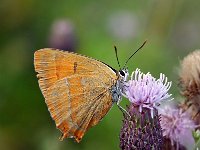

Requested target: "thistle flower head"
[
  {"left": 120, "top": 69, "right": 173, "bottom": 149},
  {"left": 179, "top": 49, "right": 200, "bottom": 98},
  {"left": 179, "top": 50, "right": 200, "bottom": 124},
  {"left": 160, "top": 105, "right": 196, "bottom": 149},
  {"left": 124, "top": 68, "right": 172, "bottom": 117},
  {"left": 120, "top": 106, "right": 163, "bottom": 150}
]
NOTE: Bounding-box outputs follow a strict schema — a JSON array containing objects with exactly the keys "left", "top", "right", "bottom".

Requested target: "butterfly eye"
[{"left": 119, "top": 70, "right": 125, "bottom": 77}]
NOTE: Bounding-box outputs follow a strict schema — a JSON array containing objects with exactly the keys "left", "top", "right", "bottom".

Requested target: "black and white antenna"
[{"left": 122, "top": 40, "right": 147, "bottom": 69}]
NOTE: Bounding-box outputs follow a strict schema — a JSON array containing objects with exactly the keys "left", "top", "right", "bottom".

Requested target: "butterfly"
[{"left": 34, "top": 41, "right": 146, "bottom": 142}]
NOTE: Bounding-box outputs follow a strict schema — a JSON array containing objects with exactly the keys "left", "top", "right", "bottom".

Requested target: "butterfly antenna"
[
  {"left": 122, "top": 40, "right": 147, "bottom": 69},
  {"left": 114, "top": 45, "right": 121, "bottom": 70}
]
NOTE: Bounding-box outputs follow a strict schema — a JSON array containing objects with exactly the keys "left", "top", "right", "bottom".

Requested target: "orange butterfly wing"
[{"left": 34, "top": 49, "right": 117, "bottom": 142}]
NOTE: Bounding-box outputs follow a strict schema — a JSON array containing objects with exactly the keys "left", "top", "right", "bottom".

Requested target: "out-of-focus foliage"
[{"left": 0, "top": 0, "right": 199, "bottom": 150}]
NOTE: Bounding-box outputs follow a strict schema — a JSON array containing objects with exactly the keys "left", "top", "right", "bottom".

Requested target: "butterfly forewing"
[{"left": 34, "top": 48, "right": 117, "bottom": 142}]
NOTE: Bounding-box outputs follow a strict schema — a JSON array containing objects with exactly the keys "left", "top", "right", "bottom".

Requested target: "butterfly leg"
[
  {"left": 111, "top": 80, "right": 131, "bottom": 118},
  {"left": 116, "top": 102, "right": 131, "bottom": 119}
]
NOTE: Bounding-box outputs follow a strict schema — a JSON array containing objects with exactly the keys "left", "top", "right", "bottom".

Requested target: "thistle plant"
[
  {"left": 160, "top": 105, "right": 196, "bottom": 150},
  {"left": 120, "top": 69, "right": 172, "bottom": 150},
  {"left": 179, "top": 50, "right": 200, "bottom": 125}
]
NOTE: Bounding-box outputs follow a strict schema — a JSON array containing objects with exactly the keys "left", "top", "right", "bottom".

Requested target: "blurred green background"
[{"left": 0, "top": 0, "right": 200, "bottom": 150}]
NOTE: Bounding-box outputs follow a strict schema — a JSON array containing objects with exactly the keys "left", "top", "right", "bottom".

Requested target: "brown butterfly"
[{"left": 34, "top": 42, "right": 145, "bottom": 142}]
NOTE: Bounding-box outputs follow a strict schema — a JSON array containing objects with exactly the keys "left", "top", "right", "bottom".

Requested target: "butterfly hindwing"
[{"left": 45, "top": 75, "right": 112, "bottom": 142}]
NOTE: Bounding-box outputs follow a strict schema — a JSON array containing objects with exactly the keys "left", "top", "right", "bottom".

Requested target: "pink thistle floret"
[
  {"left": 160, "top": 106, "right": 196, "bottom": 149},
  {"left": 124, "top": 68, "right": 172, "bottom": 117}
]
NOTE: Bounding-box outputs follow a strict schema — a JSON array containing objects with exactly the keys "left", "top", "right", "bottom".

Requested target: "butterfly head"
[
  {"left": 118, "top": 68, "right": 129, "bottom": 81},
  {"left": 114, "top": 40, "right": 147, "bottom": 82}
]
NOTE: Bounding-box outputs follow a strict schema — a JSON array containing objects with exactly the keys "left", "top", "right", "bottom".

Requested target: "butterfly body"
[{"left": 34, "top": 48, "right": 127, "bottom": 142}]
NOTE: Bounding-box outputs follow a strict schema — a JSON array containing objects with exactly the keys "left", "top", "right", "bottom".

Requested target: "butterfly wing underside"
[{"left": 34, "top": 49, "right": 117, "bottom": 142}]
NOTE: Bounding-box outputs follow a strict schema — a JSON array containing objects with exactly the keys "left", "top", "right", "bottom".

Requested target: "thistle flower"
[
  {"left": 120, "top": 106, "right": 163, "bottom": 150},
  {"left": 124, "top": 68, "right": 172, "bottom": 117},
  {"left": 179, "top": 50, "right": 200, "bottom": 124},
  {"left": 160, "top": 105, "right": 196, "bottom": 150},
  {"left": 179, "top": 50, "right": 200, "bottom": 98},
  {"left": 48, "top": 19, "right": 78, "bottom": 51},
  {"left": 120, "top": 69, "right": 172, "bottom": 150}
]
